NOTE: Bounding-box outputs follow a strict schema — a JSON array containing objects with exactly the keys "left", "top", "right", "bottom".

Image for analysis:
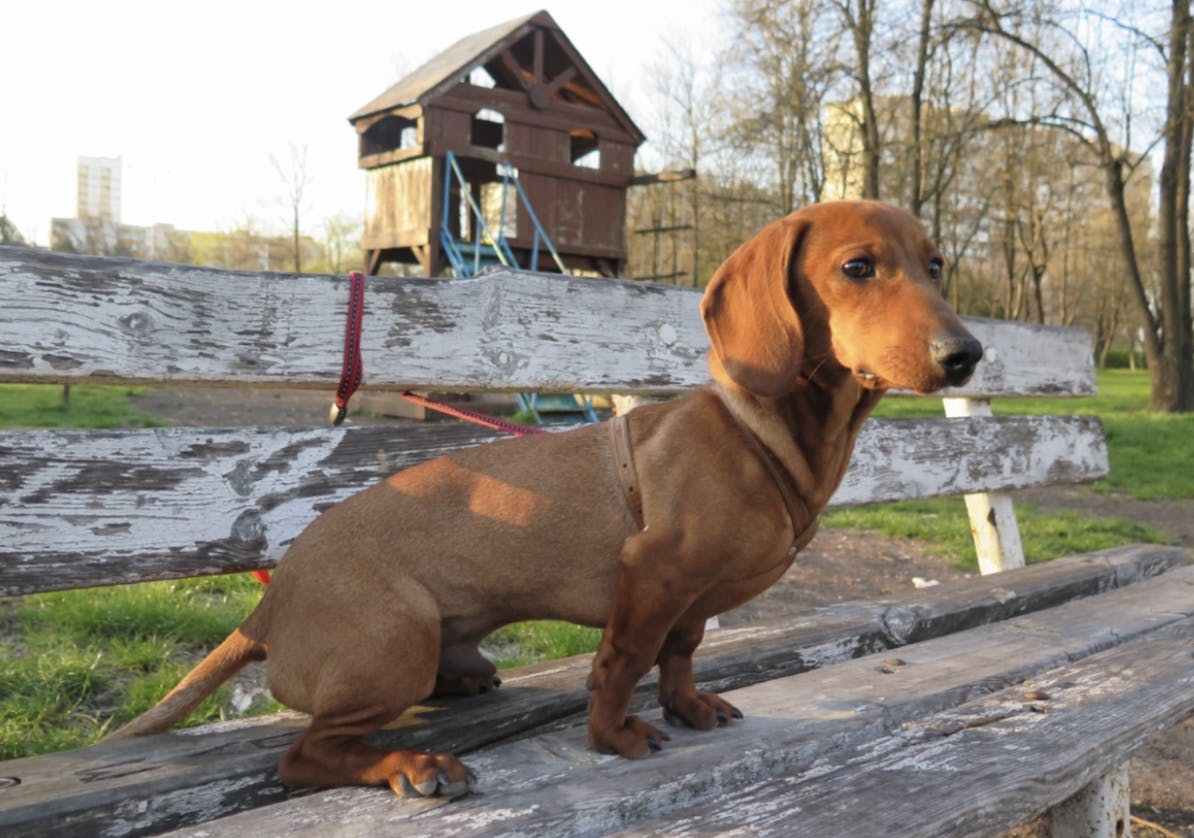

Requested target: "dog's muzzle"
[{"left": 930, "top": 335, "right": 984, "bottom": 387}]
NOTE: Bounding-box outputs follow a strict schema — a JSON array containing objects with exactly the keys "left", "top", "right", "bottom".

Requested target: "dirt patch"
[
  {"left": 1018, "top": 484, "right": 1194, "bottom": 548},
  {"left": 131, "top": 386, "right": 394, "bottom": 428},
  {"left": 718, "top": 526, "right": 970, "bottom": 624},
  {"left": 139, "top": 387, "right": 1194, "bottom": 833}
]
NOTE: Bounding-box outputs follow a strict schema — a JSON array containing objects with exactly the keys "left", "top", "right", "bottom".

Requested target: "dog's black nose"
[{"left": 931, "top": 335, "right": 983, "bottom": 385}]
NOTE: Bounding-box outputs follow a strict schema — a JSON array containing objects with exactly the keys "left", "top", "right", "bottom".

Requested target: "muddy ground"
[{"left": 132, "top": 387, "right": 1194, "bottom": 835}]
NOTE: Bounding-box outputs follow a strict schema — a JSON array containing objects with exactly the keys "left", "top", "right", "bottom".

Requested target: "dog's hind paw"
[
  {"left": 395, "top": 771, "right": 473, "bottom": 800},
  {"left": 389, "top": 755, "right": 477, "bottom": 800}
]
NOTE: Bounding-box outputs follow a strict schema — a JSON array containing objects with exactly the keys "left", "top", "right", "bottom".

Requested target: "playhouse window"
[
  {"left": 471, "top": 108, "right": 506, "bottom": 152},
  {"left": 570, "top": 129, "right": 600, "bottom": 169},
  {"left": 361, "top": 115, "right": 418, "bottom": 156},
  {"left": 469, "top": 66, "right": 497, "bottom": 88}
]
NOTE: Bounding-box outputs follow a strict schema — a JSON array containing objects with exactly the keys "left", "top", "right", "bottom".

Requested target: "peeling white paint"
[{"left": 3, "top": 251, "right": 1098, "bottom": 398}]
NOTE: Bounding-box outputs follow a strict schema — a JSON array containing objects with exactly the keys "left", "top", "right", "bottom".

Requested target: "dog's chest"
[{"left": 694, "top": 529, "right": 809, "bottom": 618}]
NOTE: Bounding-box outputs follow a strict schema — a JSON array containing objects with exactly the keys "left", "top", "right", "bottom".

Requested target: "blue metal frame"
[
  {"left": 439, "top": 151, "right": 567, "bottom": 278},
  {"left": 439, "top": 151, "right": 596, "bottom": 424},
  {"left": 515, "top": 392, "right": 600, "bottom": 424}
]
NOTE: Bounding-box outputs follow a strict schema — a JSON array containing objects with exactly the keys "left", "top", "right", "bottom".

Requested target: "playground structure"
[
  {"left": 348, "top": 9, "right": 644, "bottom": 279},
  {"left": 348, "top": 10, "right": 648, "bottom": 420}
]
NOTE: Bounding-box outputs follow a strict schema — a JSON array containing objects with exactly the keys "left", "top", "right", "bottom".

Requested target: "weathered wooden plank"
[
  {"left": 828, "top": 414, "right": 1108, "bottom": 506},
  {"left": 150, "top": 564, "right": 1194, "bottom": 837},
  {"left": 0, "top": 423, "right": 505, "bottom": 594},
  {"left": 633, "top": 621, "right": 1194, "bottom": 838},
  {"left": 0, "top": 545, "right": 1183, "bottom": 837},
  {"left": 0, "top": 247, "right": 706, "bottom": 394},
  {"left": 956, "top": 316, "right": 1096, "bottom": 397},
  {"left": 0, "top": 247, "right": 1095, "bottom": 397},
  {"left": 0, "top": 415, "right": 1108, "bottom": 594}
]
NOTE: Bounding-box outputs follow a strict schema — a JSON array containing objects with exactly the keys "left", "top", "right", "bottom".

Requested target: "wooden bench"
[{"left": 1, "top": 245, "right": 1190, "bottom": 836}]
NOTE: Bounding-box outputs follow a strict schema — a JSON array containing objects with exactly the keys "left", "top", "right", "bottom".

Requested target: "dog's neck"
[{"left": 712, "top": 360, "right": 883, "bottom": 513}]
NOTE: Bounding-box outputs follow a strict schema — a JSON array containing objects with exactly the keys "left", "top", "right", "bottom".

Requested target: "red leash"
[
  {"left": 326, "top": 269, "right": 545, "bottom": 435},
  {"left": 396, "top": 390, "right": 548, "bottom": 436},
  {"left": 329, "top": 270, "right": 367, "bottom": 426}
]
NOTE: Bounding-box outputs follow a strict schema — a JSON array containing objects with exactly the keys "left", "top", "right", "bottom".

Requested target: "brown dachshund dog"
[{"left": 108, "top": 200, "right": 981, "bottom": 799}]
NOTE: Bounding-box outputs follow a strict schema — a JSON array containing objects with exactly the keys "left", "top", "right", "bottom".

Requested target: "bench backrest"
[{"left": 0, "top": 246, "right": 1108, "bottom": 595}]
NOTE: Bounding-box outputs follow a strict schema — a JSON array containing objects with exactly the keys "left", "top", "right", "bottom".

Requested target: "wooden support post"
[
  {"left": 428, "top": 156, "right": 447, "bottom": 277},
  {"left": 942, "top": 397, "right": 1025, "bottom": 574},
  {"left": 364, "top": 249, "right": 382, "bottom": 277},
  {"left": 411, "top": 244, "right": 430, "bottom": 275},
  {"left": 1050, "top": 762, "right": 1131, "bottom": 838}
]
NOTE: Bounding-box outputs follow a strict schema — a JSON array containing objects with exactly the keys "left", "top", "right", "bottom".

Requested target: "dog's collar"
[
  {"left": 733, "top": 419, "right": 820, "bottom": 557},
  {"left": 609, "top": 413, "right": 645, "bottom": 530},
  {"left": 610, "top": 409, "right": 817, "bottom": 556}
]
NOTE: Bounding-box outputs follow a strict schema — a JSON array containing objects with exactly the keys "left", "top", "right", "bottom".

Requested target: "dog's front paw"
[
  {"left": 389, "top": 752, "right": 478, "bottom": 800},
  {"left": 589, "top": 714, "right": 671, "bottom": 758},
  {"left": 662, "top": 691, "right": 743, "bottom": 730}
]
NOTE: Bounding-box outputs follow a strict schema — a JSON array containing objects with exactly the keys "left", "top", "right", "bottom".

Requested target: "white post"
[
  {"left": 1051, "top": 762, "right": 1131, "bottom": 838},
  {"left": 942, "top": 397, "right": 1025, "bottom": 574}
]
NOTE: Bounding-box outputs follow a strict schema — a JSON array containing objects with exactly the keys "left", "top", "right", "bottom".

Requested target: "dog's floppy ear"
[{"left": 700, "top": 214, "right": 809, "bottom": 397}]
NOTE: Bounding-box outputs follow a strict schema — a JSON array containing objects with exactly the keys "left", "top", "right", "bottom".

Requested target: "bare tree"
[
  {"left": 721, "top": 0, "right": 833, "bottom": 212},
  {"left": 0, "top": 215, "right": 26, "bottom": 246},
  {"left": 318, "top": 213, "right": 363, "bottom": 275},
  {"left": 639, "top": 34, "right": 721, "bottom": 285},
  {"left": 963, "top": 0, "right": 1194, "bottom": 411},
  {"left": 271, "top": 143, "right": 310, "bottom": 273},
  {"left": 831, "top": 0, "right": 882, "bottom": 198},
  {"left": 907, "top": 0, "right": 936, "bottom": 214}
]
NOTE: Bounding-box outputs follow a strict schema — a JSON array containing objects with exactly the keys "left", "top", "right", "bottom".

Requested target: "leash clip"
[{"left": 330, "top": 400, "right": 348, "bottom": 426}]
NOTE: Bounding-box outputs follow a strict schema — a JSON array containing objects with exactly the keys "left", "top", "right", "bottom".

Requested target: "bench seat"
[
  {"left": 136, "top": 554, "right": 1194, "bottom": 836},
  {"left": 0, "top": 544, "right": 1186, "bottom": 837}
]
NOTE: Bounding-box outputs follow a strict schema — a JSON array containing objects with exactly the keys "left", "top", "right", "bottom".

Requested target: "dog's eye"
[
  {"left": 928, "top": 259, "right": 944, "bottom": 282},
  {"left": 842, "top": 259, "right": 874, "bottom": 280}
]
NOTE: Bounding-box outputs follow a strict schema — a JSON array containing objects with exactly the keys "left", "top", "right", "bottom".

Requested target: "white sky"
[{"left": 1, "top": 1, "right": 721, "bottom": 246}]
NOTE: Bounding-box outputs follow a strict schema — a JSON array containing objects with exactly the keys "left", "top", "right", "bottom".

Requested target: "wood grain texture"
[
  {"left": 633, "top": 622, "right": 1194, "bottom": 838},
  {"left": 0, "top": 247, "right": 706, "bottom": 393},
  {"left": 0, "top": 545, "right": 1183, "bottom": 837},
  {"left": 828, "top": 414, "right": 1108, "bottom": 506},
  {"left": 0, "top": 247, "right": 1094, "bottom": 397},
  {"left": 0, "top": 422, "right": 505, "bottom": 594},
  {"left": 0, "top": 414, "right": 1108, "bottom": 594},
  {"left": 153, "top": 565, "right": 1194, "bottom": 837}
]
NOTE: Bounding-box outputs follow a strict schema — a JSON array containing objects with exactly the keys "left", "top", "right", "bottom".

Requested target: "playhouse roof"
[{"left": 348, "top": 9, "right": 644, "bottom": 143}]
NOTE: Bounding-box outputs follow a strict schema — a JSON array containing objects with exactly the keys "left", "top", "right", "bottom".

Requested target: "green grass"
[
  {"left": 1099, "top": 413, "right": 1194, "bottom": 500},
  {"left": 0, "top": 575, "right": 272, "bottom": 759},
  {"left": 823, "top": 499, "right": 1165, "bottom": 572},
  {"left": 485, "top": 621, "right": 603, "bottom": 668},
  {"left": 0, "top": 384, "right": 164, "bottom": 429}
]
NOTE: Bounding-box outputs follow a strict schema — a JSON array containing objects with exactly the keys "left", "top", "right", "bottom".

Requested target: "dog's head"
[{"left": 701, "top": 200, "right": 982, "bottom": 397}]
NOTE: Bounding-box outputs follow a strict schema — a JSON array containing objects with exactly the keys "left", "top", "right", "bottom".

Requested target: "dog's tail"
[{"left": 104, "top": 622, "right": 267, "bottom": 742}]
